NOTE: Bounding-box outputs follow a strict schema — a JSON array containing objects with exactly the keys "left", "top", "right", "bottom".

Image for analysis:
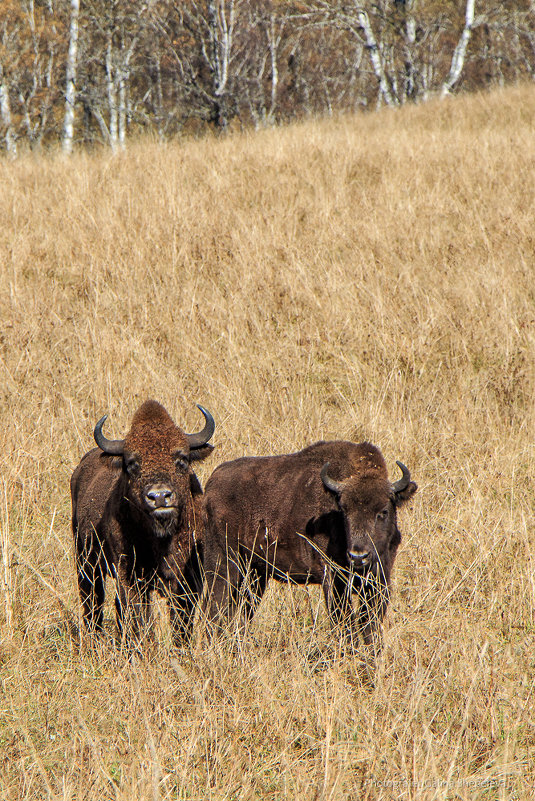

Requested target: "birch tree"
[
  {"left": 62, "top": 0, "right": 80, "bottom": 153},
  {"left": 0, "top": 1, "right": 23, "bottom": 156},
  {"left": 0, "top": 60, "right": 16, "bottom": 156},
  {"left": 355, "top": 6, "right": 397, "bottom": 107},
  {"left": 87, "top": 0, "right": 155, "bottom": 150},
  {"left": 150, "top": 0, "right": 245, "bottom": 129},
  {"left": 442, "top": 0, "right": 476, "bottom": 96}
]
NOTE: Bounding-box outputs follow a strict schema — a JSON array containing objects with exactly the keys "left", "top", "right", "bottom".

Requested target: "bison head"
[
  {"left": 321, "top": 451, "right": 417, "bottom": 577},
  {"left": 94, "top": 400, "right": 214, "bottom": 537}
]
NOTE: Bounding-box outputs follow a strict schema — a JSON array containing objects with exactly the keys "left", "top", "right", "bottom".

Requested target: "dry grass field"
[{"left": 1, "top": 83, "right": 534, "bottom": 800}]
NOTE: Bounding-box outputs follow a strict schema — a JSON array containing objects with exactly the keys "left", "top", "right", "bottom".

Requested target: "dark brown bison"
[
  {"left": 202, "top": 440, "right": 416, "bottom": 655},
  {"left": 71, "top": 400, "right": 214, "bottom": 646}
]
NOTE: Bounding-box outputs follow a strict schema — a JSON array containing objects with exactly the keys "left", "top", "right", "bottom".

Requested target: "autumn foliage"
[{"left": 0, "top": 0, "right": 534, "bottom": 152}]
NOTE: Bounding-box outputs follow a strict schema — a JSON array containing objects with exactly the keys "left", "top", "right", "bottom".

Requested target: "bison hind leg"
[
  {"left": 163, "top": 549, "right": 203, "bottom": 645},
  {"left": 240, "top": 567, "right": 268, "bottom": 623}
]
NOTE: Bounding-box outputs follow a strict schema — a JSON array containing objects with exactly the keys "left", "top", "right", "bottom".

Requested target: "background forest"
[{"left": 1, "top": 0, "right": 535, "bottom": 154}]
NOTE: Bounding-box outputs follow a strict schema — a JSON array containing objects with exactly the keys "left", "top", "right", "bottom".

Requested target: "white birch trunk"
[
  {"left": 441, "top": 0, "right": 476, "bottom": 97},
  {"left": 118, "top": 37, "right": 139, "bottom": 150},
  {"left": 0, "top": 64, "right": 16, "bottom": 157},
  {"left": 356, "top": 9, "right": 397, "bottom": 108},
  {"left": 207, "top": 0, "right": 236, "bottom": 127},
  {"left": 404, "top": 1, "right": 417, "bottom": 101},
  {"left": 267, "top": 13, "right": 282, "bottom": 124},
  {"left": 62, "top": 0, "right": 80, "bottom": 154},
  {"left": 106, "top": 38, "right": 119, "bottom": 152},
  {"left": 118, "top": 72, "right": 127, "bottom": 148}
]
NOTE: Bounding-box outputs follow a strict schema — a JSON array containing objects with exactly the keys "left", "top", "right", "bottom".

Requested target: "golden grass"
[{"left": 1, "top": 83, "right": 534, "bottom": 799}]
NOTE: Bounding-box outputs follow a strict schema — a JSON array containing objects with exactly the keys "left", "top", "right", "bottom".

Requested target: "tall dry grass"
[{"left": 0, "top": 84, "right": 534, "bottom": 799}]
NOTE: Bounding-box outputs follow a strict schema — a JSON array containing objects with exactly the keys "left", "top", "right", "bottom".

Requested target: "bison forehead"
[
  {"left": 125, "top": 426, "right": 188, "bottom": 456},
  {"left": 128, "top": 400, "right": 177, "bottom": 431},
  {"left": 355, "top": 446, "right": 387, "bottom": 472},
  {"left": 341, "top": 473, "right": 392, "bottom": 508},
  {"left": 124, "top": 400, "right": 189, "bottom": 458}
]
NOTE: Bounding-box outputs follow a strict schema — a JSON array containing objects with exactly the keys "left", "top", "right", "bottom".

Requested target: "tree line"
[{"left": 1, "top": 0, "right": 534, "bottom": 155}]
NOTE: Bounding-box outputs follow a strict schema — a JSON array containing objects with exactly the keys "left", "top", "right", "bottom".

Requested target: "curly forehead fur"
[
  {"left": 341, "top": 443, "right": 390, "bottom": 503},
  {"left": 124, "top": 400, "right": 189, "bottom": 457},
  {"left": 347, "top": 442, "right": 388, "bottom": 477}
]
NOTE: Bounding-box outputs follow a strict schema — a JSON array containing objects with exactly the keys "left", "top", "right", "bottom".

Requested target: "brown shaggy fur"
[
  {"left": 71, "top": 400, "right": 214, "bottom": 646},
  {"left": 202, "top": 440, "right": 416, "bottom": 655}
]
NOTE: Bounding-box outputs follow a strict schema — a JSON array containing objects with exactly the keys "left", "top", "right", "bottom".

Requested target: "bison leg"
[
  {"left": 75, "top": 534, "right": 106, "bottom": 633},
  {"left": 241, "top": 567, "right": 267, "bottom": 623},
  {"left": 322, "top": 570, "right": 356, "bottom": 646},
  {"left": 114, "top": 576, "right": 127, "bottom": 638},
  {"left": 167, "top": 571, "right": 201, "bottom": 645},
  {"left": 113, "top": 568, "right": 153, "bottom": 648},
  {"left": 168, "top": 587, "right": 198, "bottom": 644},
  {"left": 202, "top": 545, "right": 243, "bottom": 636},
  {"left": 159, "top": 548, "right": 203, "bottom": 645},
  {"left": 355, "top": 575, "right": 390, "bottom": 654}
]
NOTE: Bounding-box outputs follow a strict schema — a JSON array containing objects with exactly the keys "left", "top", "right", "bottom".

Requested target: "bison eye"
[
  {"left": 124, "top": 456, "right": 140, "bottom": 477},
  {"left": 174, "top": 454, "right": 189, "bottom": 471},
  {"left": 376, "top": 508, "right": 389, "bottom": 522}
]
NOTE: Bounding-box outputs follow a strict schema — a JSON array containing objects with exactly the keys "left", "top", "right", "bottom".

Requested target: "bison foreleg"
[
  {"left": 75, "top": 535, "right": 106, "bottom": 633},
  {"left": 355, "top": 575, "right": 390, "bottom": 654},
  {"left": 202, "top": 545, "right": 243, "bottom": 638},
  {"left": 168, "top": 590, "right": 197, "bottom": 644},
  {"left": 323, "top": 570, "right": 356, "bottom": 646},
  {"left": 113, "top": 569, "right": 152, "bottom": 649},
  {"left": 164, "top": 550, "right": 203, "bottom": 645}
]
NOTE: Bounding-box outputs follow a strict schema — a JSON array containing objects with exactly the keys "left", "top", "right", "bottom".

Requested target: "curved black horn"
[
  {"left": 94, "top": 415, "right": 125, "bottom": 455},
  {"left": 320, "top": 463, "right": 345, "bottom": 495},
  {"left": 392, "top": 461, "right": 411, "bottom": 494},
  {"left": 186, "top": 405, "right": 215, "bottom": 450}
]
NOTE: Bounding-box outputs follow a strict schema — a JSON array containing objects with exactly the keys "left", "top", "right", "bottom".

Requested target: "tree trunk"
[
  {"left": 62, "top": 0, "right": 80, "bottom": 154},
  {"left": 442, "top": 0, "right": 476, "bottom": 96},
  {"left": 106, "top": 37, "right": 119, "bottom": 151},
  {"left": 207, "top": 0, "right": 236, "bottom": 128},
  {"left": 356, "top": 9, "right": 397, "bottom": 108},
  {"left": 0, "top": 64, "right": 16, "bottom": 157},
  {"left": 404, "top": 1, "right": 417, "bottom": 101}
]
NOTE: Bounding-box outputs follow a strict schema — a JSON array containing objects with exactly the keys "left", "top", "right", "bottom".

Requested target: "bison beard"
[
  {"left": 202, "top": 440, "right": 416, "bottom": 661},
  {"left": 71, "top": 400, "right": 215, "bottom": 648}
]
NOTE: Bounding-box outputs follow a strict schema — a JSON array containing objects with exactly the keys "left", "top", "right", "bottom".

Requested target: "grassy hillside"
[{"left": 0, "top": 84, "right": 534, "bottom": 799}]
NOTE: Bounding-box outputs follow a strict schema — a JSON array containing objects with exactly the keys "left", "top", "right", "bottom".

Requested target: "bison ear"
[
  {"left": 394, "top": 481, "right": 417, "bottom": 506},
  {"left": 189, "top": 443, "right": 214, "bottom": 462}
]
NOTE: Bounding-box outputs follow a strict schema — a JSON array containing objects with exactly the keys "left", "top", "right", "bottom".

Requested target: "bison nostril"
[
  {"left": 348, "top": 550, "right": 372, "bottom": 566},
  {"left": 146, "top": 488, "right": 174, "bottom": 508}
]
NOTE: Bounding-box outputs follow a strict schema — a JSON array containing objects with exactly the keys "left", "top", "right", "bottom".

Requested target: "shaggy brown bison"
[
  {"left": 71, "top": 400, "right": 214, "bottom": 645},
  {"left": 202, "top": 440, "right": 416, "bottom": 655}
]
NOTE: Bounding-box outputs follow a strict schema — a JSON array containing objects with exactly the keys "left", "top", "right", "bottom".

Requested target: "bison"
[
  {"left": 202, "top": 440, "right": 416, "bottom": 656},
  {"left": 71, "top": 400, "right": 215, "bottom": 646}
]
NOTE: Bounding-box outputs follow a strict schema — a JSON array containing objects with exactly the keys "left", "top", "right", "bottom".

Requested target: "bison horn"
[
  {"left": 321, "top": 463, "right": 345, "bottom": 495},
  {"left": 94, "top": 415, "right": 125, "bottom": 455},
  {"left": 186, "top": 405, "right": 215, "bottom": 450},
  {"left": 392, "top": 461, "right": 411, "bottom": 494}
]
